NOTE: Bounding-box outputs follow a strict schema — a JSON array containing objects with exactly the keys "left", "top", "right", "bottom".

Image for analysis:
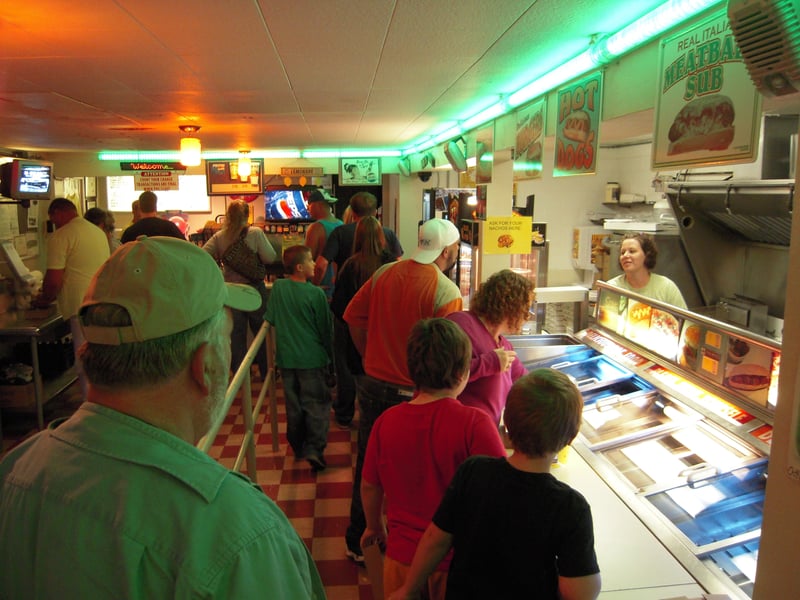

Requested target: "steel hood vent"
[
  {"left": 667, "top": 179, "right": 794, "bottom": 246},
  {"left": 728, "top": 0, "right": 800, "bottom": 96},
  {"left": 708, "top": 212, "right": 792, "bottom": 245}
]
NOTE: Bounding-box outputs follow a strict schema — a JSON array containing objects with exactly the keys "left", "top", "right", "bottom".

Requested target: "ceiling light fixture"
[
  {"left": 100, "top": 0, "right": 721, "bottom": 163},
  {"left": 178, "top": 125, "right": 202, "bottom": 166},
  {"left": 237, "top": 150, "right": 251, "bottom": 181},
  {"left": 407, "top": 0, "right": 722, "bottom": 154}
]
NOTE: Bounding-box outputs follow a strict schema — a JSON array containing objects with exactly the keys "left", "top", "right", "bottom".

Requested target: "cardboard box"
[{"left": 0, "top": 382, "right": 36, "bottom": 410}]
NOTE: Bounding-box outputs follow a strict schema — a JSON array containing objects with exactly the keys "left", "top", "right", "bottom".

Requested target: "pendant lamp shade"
[
  {"left": 238, "top": 151, "right": 252, "bottom": 181},
  {"left": 178, "top": 125, "right": 202, "bottom": 166}
]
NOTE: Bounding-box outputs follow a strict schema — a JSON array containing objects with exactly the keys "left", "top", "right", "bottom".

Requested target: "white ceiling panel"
[{"left": 0, "top": 0, "right": 735, "bottom": 154}]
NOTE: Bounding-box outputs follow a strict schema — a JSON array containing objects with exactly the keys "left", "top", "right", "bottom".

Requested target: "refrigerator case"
[
  {"left": 456, "top": 220, "right": 480, "bottom": 310},
  {"left": 512, "top": 286, "right": 778, "bottom": 599},
  {"left": 422, "top": 188, "right": 476, "bottom": 222},
  {"left": 510, "top": 222, "right": 548, "bottom": 331}
]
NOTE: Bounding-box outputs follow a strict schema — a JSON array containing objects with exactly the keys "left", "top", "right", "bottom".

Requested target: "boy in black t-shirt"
[{"left": 389, "top": 368, "right": 602, "bottom": 600}]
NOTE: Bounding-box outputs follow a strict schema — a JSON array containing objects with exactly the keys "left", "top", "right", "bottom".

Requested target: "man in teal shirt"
[{"left": 0, "top": 237, "right": 325, "bottom": 599}]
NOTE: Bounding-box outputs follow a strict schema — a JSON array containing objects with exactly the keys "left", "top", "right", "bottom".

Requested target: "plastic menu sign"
[
  {"left": 722, "top": 335, "right": 772, "bottom": 407},
  {"left": 554, "top": 71, "right": 602, "bottom": 177}
]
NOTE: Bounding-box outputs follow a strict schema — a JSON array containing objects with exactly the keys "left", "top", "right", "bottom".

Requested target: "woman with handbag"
[{"left": 204, "top": 200, "right": 277, "bottom": 379}]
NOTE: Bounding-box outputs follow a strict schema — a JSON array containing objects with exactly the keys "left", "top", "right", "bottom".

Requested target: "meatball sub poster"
[
  {"left": 652, "top": 10, "right": 761, "bottom": 170},
  {"left": 554, "top": 71, "right": 602, "bottom": 177}
]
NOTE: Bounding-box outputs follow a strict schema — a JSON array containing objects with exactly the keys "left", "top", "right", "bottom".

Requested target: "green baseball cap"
[{"left": 80, "top": 236, "right": 261, "bottom": 345}]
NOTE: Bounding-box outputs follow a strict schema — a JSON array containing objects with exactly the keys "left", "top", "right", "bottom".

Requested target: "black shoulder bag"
[{"left": 222, "top": 229, "right": 267, "bottom": 283}]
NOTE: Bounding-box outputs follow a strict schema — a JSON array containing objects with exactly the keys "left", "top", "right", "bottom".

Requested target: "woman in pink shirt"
[{"left": 447, "top": 269, "right": 534, "bottom": 426}]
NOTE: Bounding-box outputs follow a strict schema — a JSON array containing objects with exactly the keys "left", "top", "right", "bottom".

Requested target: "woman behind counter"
[
  {"left": 447, "top": 270, "right": 533, "bottom": 426},
  {"left": 607, "top": 233, "right": 687, "bottom": 309}
]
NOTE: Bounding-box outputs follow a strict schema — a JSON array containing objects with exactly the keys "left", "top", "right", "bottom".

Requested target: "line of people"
[
  {"left": 204, "top": 186, "right": 602, "bottom": 597},
  {"left": 1, "top": 187, "right": 603, "bottom": 598}
]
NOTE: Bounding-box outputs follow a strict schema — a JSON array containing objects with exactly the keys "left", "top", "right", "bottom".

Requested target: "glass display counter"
[{"left": 511, "top": 282, "right": 779, "bottom": 599}]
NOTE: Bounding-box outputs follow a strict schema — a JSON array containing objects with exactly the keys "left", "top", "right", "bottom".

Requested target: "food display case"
[
  {"left": 511, "top": 281, "right": 779, "bottom": 599},
  {"left": 456, "top": 219, "right": 481, "bottom": 309}
]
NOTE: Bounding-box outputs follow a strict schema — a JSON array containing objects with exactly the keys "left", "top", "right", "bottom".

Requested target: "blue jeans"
[
  {"left": 345, "top": 374, "right": 414, "bottom": 553},
  {"left": 281, "top": 367, "right": 332, "bottom": 459},
  {"left": 332, "top": 317, "right": 357, "bottom": 424}
]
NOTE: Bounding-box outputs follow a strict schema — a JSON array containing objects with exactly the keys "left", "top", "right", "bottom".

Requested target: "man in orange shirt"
[{"left": 342, "top": 218, "right": 462, "bottom": 563}]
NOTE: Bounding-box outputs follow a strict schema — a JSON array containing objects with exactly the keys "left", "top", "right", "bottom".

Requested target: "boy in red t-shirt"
[{"left": 360, "top": 318, "right": 506, "bottom": 599}]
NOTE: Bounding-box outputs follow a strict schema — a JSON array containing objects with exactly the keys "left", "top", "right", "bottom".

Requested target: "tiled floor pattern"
[{"left": 1, "top": 378, "right": 376, "bottom": 600}]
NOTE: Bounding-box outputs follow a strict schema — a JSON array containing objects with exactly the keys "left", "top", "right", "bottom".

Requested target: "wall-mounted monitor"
[
  {"left": 0, "top": 159, "right": 54, "bottom": 201},
  {"left": 264, "top": 187, "right": 314, "bottom": 221}
]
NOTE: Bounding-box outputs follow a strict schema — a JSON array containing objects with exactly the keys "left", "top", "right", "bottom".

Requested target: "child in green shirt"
[{"left": 264, "top": 245, "right": 334, "bottom": 471}]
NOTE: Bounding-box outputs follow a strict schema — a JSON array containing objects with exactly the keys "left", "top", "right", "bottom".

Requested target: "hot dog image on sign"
[
  {"left": 554, "top": 71, "right": 602, "bottom": 177},
  {"left": 652, "top": 9, "right": 761, "bottom": 169}
]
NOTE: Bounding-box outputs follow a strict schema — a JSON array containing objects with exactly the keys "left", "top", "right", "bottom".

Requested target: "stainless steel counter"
[
  {"left": 553, "top": 447, "right": 705, "bottom": 599},
  {"left": 0, "top": 306, "right": 76, "bottom": 429}
]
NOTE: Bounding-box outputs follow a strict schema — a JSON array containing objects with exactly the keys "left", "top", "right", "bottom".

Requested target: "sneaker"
[
  {"left": 335, "top": 420, "right": 352, "bottom": 430},
  {"left": 306, "top": 454, "right": 327, "bottom": 472},
  {"left": 345, "top": 547, "right": 365, "bottom": 565}
]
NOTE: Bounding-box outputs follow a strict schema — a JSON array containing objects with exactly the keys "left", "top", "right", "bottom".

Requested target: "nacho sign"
[
  {"left": 484, "top": 216, "right": 532, "bottom": 255},
  {"left": 554, "top": 71, "right": 602, "bottom": 177}
]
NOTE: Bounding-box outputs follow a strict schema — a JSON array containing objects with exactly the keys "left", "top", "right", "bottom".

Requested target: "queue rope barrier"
[{"left": 197, "top": 322, "right": 279, "bottom": 483}]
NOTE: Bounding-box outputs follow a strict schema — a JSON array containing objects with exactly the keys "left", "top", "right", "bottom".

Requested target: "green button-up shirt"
[{"left": 0, "top": 402, "right": 325, "bottom": 599}]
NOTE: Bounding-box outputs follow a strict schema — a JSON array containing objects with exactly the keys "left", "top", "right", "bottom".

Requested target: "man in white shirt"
[{"left": 34, "top": 197, "right": 110, "bottom": 396}]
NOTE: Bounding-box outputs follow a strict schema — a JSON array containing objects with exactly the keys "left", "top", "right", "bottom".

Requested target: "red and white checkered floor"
[
  {"left": 208, "top": 381, "right": 376, "bottom": 600},
  {"left": 2, "top": 378, "right": 376, "bottom": 600}
]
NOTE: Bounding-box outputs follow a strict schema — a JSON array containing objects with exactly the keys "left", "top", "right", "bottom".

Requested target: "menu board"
[
  {"left": 625, "top": 302, "right": 681, "bottom": 359},
  {"left": 597, "top": 286, "right": 780, "bottom": 413},
  {"left": 721, "top": 334, "right": 773, "bottom": 407},
  {"left": 678, "top": 321, "right": 724, "bottom": 384},
  {"left": 596, "top": 287, "right": 625, "bottom": 333},
  {"left": 596, "top": 288, "right": 681, "bottom": 361}
]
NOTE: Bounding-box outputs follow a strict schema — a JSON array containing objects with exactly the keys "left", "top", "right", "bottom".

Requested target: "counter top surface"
[
  {"left": 0, "top": 306, "right": 63, "bottom": 335},
  {"left": 553, "top": 447, "right": 705, "bottom": 599}
]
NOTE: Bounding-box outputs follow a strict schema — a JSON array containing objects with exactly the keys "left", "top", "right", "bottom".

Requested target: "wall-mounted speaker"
[
  {"left": 397, "top": 157, "right": 411, "bottom": 177},
  {"left": 729, "top": 0, "right": 800, "bottom": 97},
  {"left": 444, "top": 138, "right": 467, "bottom": 172}
]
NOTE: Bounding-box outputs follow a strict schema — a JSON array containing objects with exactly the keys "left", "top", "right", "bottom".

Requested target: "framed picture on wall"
[
  {"left": 339, "top": 158, "right": 380, "bottom": 186},
  {"left": 206, "top": 158, "right": 264, "bottom": 196},
  {"left": 84, "top": 176, "right": 97, "bottom": 198}
]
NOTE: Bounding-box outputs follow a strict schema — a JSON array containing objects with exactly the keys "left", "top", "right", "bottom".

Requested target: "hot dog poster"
[
  {"left": 514, "top": 98, "right": 546, "bottom": 180},
  {"left": 554, "top": 71, "right": 602, "bottom": 177},
  {"left": 483, "top": 216, "right": 531, "bottom": 255},
  {"left": 722, "top": 335, "right": 774, "bottom": 407},
  {"left": 652, "top": 10, "right": 761, "bottom": 170}
]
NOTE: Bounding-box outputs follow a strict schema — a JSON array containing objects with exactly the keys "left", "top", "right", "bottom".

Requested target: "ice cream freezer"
[{"left": 509, "top": 283, "right": 779, "bottom": 599}]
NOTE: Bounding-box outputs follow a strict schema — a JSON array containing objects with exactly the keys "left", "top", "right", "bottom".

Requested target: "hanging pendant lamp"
[
  {"left": 178, "top": 125, "right": 202, "bottom": 166},
  {"left": 238, "top": 151, "right": 252, "bottom": 181}
]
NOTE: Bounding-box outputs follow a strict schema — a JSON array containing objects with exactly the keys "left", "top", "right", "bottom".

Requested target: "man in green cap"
[{"left": 0, "top": 236, "right": 325, "bottom": 599}]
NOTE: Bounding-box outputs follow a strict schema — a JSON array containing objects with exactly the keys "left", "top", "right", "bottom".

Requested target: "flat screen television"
[
  {"left": 0, "top": 159, "right": 54, "bottom": 201},
  {"left": 264, "top": 187, "right": 314, "bottom": 220}
]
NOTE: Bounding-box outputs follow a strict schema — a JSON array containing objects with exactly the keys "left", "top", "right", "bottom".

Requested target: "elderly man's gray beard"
[
  {"left": 205, "top": 375, "right": 229, "bottom": 434},
  {"left": 202, "top": 330, "right": 233, "bottom": 436}
]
